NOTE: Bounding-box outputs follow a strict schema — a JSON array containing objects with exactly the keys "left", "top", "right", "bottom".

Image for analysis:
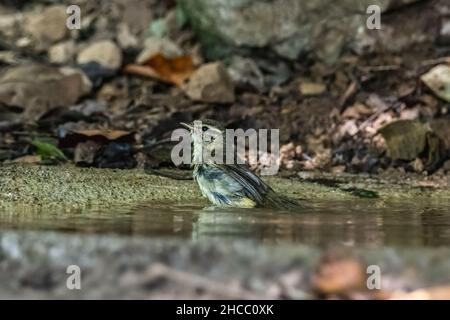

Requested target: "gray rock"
[
  {"left": 378, "top": 120, "right": 430, "bottom": 161},
  {"left": 0, "top": 11, "right": 22, "bottom": 39},
  {"left": 48, "top": 40, "right": 76, "bottom": 64},
  {"left": 184, "top": 62, "right": 235, "bottom": 103},
  {"left": 421, "top": 65, "right": 450, "bottom": 102},
  {"left": 179, "top": 0, "right": 423, "bottom": 63},
  {"left": 77, "top": 40, "right": 123, "bottom": 70},
  {"left": 136, "top": 37, "right": 183, "bottom": 64},
  {"left": 0, "top": 65, "right": 91, "bottom": 121},
  {"left": 24, "top": 5, "right": 68, "bottom": 45},
  {"left": 227, "top": 56, "right": 265, "bottom": 91},
  {"left": 117, "top": 23, "right": 139, "bottom": 49}
]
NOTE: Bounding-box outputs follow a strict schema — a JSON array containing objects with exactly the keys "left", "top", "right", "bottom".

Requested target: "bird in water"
[{"left": 180, "top": 119, "right": 303, "bottom": 210}]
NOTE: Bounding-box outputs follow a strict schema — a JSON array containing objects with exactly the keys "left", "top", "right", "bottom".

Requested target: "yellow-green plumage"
[{"left": 182, "top": 120, "right": 303, "bottom": 210}]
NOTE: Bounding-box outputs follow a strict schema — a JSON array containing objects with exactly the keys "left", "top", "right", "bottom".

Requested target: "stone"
[
  {"left": 378, "top": 120, "right": 430, "bottom": 161},
  {"left": 117, "top": 23, "right": 138, "bottom": 49},
  {"left": 77, "top": 40, "right": 123, "bottom": 70},
  {"left": 24, "top": 5, "right": 68, "bottom": 45},
  {"left": 443, "top": 160, "right": 450, "bottom": 172},
  {"left": 179, "top": 0, "right": 423, "bottom": 63},
  {"left": 0, "top": 65, "right": 91, "bottom": 122},
  {"left": 0, "top": 11, "right": 22, "bottom": 38},
  {"left": 59, "top": 67, "right": 93, "bottom": 94},
  {"left": 411, "top": 158, "right": 424, "bottom": 173},
  {"left": 421, "top": 65, "right": 450, "bottom": 102},
  {"left": 136, "top": 37, "right": 183, "bottom": 64},
  {"left": 74, "top": 141, "right": 102, "bottom": 166},
  {"left": 117, "top": 0, "right": 153, "bottom": 37},
  {"left": 227, "top": 56, "right": 265, "bottom": 91},
  {"left": 431, "top": 117, "right": 450, "bottom": 149},
  {"left": 48, "top": 40, "right": 76, "bottom": 64},
  {"left": 183, "top": 62, "right": 235, "bottom": 103}
]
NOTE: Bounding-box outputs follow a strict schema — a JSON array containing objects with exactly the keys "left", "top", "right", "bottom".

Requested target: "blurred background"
[{"left": 0, "top": 0, "right": 449, "bottom": 179}]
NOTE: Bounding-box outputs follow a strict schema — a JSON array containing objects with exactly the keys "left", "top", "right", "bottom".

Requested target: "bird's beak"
[{"left": 180, "top": 122, "right": 193, "bottom": 130}]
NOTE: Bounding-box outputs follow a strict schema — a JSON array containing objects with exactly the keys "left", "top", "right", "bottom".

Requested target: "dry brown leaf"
[
  {"left": 342, "top": 102, "right": 372, "bottom": 119},
  {"left": 73, "top": 129, "right": 131, "bottom": 140},
  {"left": 299, "top": 81, "right": 326, "bottom": 96},
  {"left": 124, "top": 53, "right": 195, "bottom": 86},
  {"left": 397, "top": 82, "right": 416, "bottom": 98},
  {"left": 12, "top": 155, "right": 42, "bottom": 164}
]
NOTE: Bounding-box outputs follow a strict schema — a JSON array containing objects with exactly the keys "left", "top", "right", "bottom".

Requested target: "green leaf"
[{"left": 31, "top": 140, "right": 67, "bottom": 161}]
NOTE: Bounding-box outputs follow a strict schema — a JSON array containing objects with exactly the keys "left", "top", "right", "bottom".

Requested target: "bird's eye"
[{"left": 202, "top": 126, "right": 208, "bottom": 132}]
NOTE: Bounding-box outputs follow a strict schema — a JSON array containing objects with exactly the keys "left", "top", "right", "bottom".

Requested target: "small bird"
[{"left": 181, "top": 119, "right": 303, "bottom": 210}]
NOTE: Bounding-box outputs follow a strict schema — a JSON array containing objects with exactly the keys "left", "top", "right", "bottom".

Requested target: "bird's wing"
[{"left": 212, "top": 163, "right": 271, "bottom": 204}]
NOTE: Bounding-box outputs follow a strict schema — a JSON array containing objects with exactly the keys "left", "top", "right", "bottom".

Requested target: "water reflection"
[{"left": 1, "top": 199, "right": 450, "bottom": 247}]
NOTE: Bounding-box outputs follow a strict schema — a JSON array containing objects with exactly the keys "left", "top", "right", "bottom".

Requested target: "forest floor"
[{"left": 0, "top": 0, "right": 450, "bottom": 180}]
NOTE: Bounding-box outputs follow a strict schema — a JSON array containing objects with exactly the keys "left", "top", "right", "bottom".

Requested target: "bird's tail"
[{"left": 262, "top": 190, "right": 305, "bottom": 211}]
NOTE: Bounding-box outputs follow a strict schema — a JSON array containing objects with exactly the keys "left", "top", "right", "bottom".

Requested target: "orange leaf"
[
  {"left": 124, "top": 53, "right": 195, "bottom": 86},
  {"left": 73, "top": 129, "right": 131, "bottom": 140}
]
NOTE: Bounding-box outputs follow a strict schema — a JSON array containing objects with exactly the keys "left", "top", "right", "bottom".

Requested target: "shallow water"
[{"left": 1, "top": 199, "right": 450, "bottom": 247}]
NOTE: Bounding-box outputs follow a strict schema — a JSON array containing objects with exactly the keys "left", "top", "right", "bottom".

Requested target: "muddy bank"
[
  {"left": 0, "top": 164, "right": 450, "bottom": 207},
  {"left": 1, "top": 230, "right": 450, "bottom": 299}
]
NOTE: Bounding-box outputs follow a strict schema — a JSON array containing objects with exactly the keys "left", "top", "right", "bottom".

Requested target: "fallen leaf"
[
  {"left": 73, "top": 129, "right": 132, "bottom": 141},
  {"left": 59, "top": 129, "right": 134, "bottom": 148},
  {"left": 12, "top": 154, "right": 42, "bottom": 164},
  {"left": 397, "top": 82, "right": 416, "bottom": 98},
  {"left": 31, "top": 140, "right": 67, "bottom": 161},
  {"left": 342, "top": 103, "right": 372, "bottom": 119},
  {"left": 124, "top": 53, "right": 195, "bottom": 86},
  {"left": 299, "top": 81, "right": 327, "bottom": 96}
]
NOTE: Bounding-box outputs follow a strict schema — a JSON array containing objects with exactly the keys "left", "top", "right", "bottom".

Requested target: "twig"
[
  {"left": 339, "top": 81, "right": 358, "bottom": 110},
  {"left": 420, "top": 57, "right": 450, "bottom": 67}
]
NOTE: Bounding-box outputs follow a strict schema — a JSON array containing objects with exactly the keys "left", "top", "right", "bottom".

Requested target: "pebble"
[
  {"left": 77, "top": 40, "right": 123, "bottom": 70},
  {"left": 184, "top": 62, "right": 235, "bottom": 103},
  {"left": 24, "top": 5, "right": 68, "bottom": 44},
  {"left": 136, "top": 37, "right": 183, "bottom": 63},
  {"left": 48, "top": 41, "right": 76, "bottom": 64}
]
